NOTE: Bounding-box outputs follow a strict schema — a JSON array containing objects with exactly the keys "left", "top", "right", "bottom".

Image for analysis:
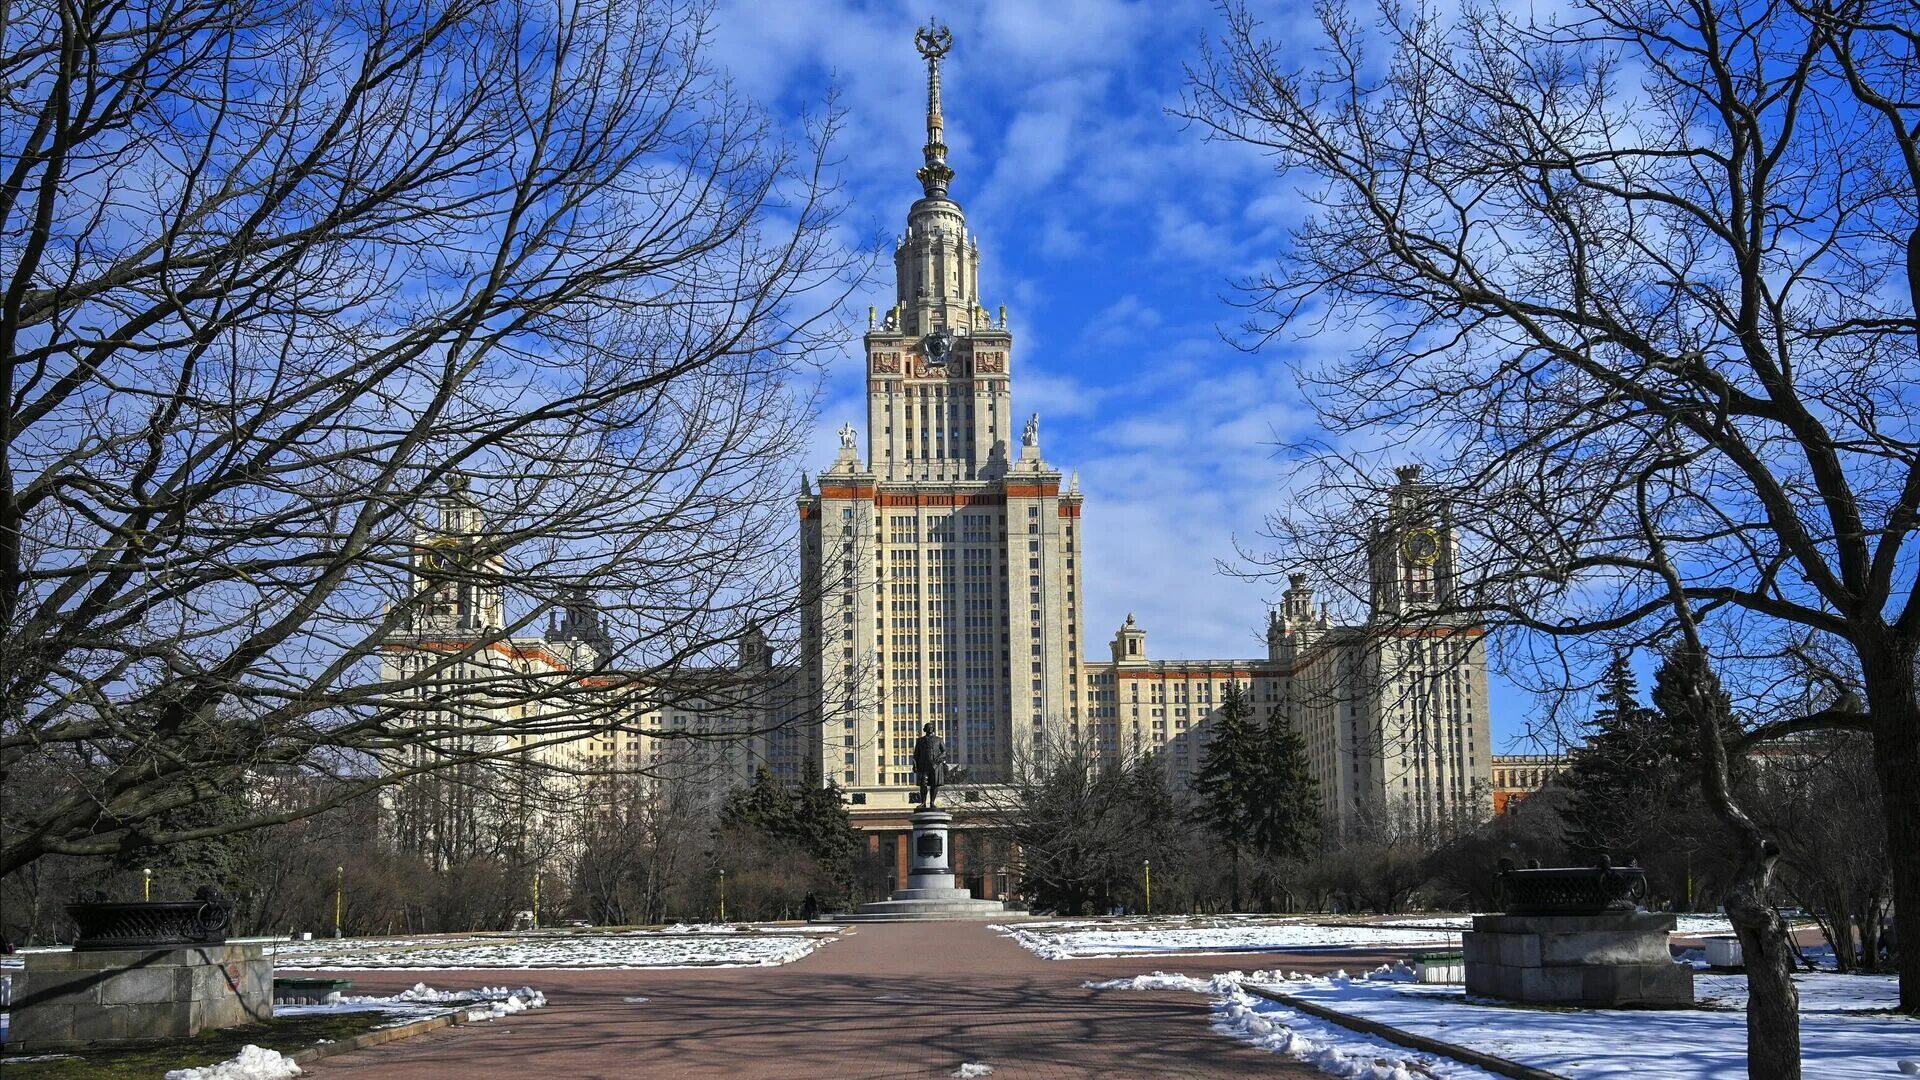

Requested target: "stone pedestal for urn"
[
  {"left": 4, "top": 893, "right": 273, "bottom": 1051},
  {"left": 1463, "top": 860, "right": 1692, "bottom": 1007},
  {"left": 846, "top": 810, "right": 1011, "bottom": 921}
]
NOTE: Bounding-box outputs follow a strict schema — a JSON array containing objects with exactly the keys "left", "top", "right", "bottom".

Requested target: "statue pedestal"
[
  {"left": 894, "top": 811, "right": 970, "bottom": 900},
  {"left": 1464, "top": 912, "right": 1693, "bottom": 1007},
  {"left": 842, "top": 810, "right": 1017, "bottom": 921}
]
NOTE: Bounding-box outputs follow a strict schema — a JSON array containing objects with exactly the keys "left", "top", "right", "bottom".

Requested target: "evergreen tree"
[
  {"left": 1562, "top": 652, "right": 1659, "bottom": 858},
  {"left": 714, "top": 770, "right": 863, "bottom": 912},
  {"left": 1250, "top": 703, "right": 1321, "bottom": 863},
  {"left": 1561, "top": 651, "right": 1736, "bottom": 907},
  {"left": 719, "top": 767, "right": 798, "bottom": 837},
  {"left": 112, "top": 792, "right": 255, "bottom": 898},
  {"left": 1193, "top": 682, "right": 1261, "bottom": 909}
]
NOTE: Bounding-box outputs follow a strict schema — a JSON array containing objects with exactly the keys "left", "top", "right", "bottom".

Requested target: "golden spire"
[{"left": 914, "top": 18, "right": 955, "bottom": 198}]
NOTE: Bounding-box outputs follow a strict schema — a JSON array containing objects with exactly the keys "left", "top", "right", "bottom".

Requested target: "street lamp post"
[
  {"left": 1143, "top": 859, "right": 1152, "bottom": 917},
  {"left": 532, "top": 870, "right": 541, "bottom": 930},
  {"left": 142, "top": 868, "right": 152, "bottom": 902},
  {"left": 334, "top": 865, "right": 344, "bottom": 938},
  {"left": 718, "top": 869, "right": 727, "bottom": 923}
]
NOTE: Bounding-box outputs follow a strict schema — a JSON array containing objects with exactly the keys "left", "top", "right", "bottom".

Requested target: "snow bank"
[
  {"left": 1265, "top": 971, "right": 1920, "bottom": 1078},
  {"left": 951, "top": 1064, "right": 993, "bottom": 1077},
  {"left": 1001, "top": 921, "right": 1456, "bottom": 960},
  {"left": 278, "top": 933, "right": 820, "bottom": 970},
  {"left": 277, "top": 982, "right": 547, "bottom": 1023},
  {"left": 163, "top": 1044, "right": 301, "bottom": 1080},
  {"left": 1089, "top": 968, "right": 1494, "bottom": 1079}
]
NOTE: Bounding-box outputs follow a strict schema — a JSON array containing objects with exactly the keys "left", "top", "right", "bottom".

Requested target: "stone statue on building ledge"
[
  {"left": 1023, "top": 412, "right": 1039, "bottom": 448},
  {"left": 911, "top": 722, "right": 947, "bottom": 808},
  {"left": 838, "top": 422, "right": 857, "bottom": 451}
]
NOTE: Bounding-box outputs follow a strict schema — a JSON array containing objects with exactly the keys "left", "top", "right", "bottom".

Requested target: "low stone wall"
[
  {"left": 1463, "top": 911, "right": 1693, "bottom": 1007},
  {"left": 4, "top": 941, "right": 272, "bottom": 1051}
]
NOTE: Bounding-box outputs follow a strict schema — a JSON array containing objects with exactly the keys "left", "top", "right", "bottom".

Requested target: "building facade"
[
  {"left": 381, "top": 25, "right": 1497, "bottom": 871},
  {"left": 799, "top": 29, "right": 1084, "bottom": 818},
  {"left": 1490, "top": 754, "right": 1567, "bottom": 815},
  {"left": 799, "top": 29, "right": 1495, "bottom": 839},
  {"left": 381, "top": 480, "right": 808, "bottom": 869}
]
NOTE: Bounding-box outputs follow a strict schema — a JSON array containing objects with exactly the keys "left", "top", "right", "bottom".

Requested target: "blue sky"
[{"left": 710, "top": 0, "right": 1545, "bottom": 751}]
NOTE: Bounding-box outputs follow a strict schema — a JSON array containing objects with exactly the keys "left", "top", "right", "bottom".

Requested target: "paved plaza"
[{"left": 302, "top": 922, "right": 1404, "bottom": 1078}]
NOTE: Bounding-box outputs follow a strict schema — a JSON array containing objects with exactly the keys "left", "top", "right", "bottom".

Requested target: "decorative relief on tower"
[
  {"left": 975, "top": 350, "right": 1005, "bottom": 373},
  {"left": 871, "top": 351, "right": 902, "bottom": 374}
]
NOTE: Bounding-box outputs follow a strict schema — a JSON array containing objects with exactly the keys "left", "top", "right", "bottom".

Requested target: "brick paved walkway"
[{"left": 302, "top": 922, "right": 1413, "bottom": 1078}]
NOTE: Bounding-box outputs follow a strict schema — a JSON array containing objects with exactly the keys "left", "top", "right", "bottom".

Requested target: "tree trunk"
[
  {"left": 1859, "top": 909, "right": 1883, "bottom": 975},
  {"left": 1862, "top": 645, "right": 1919, "bottom": 1012},
  {"left": 1724, "top": 846, "right": 1801, "bottom": 1080}
]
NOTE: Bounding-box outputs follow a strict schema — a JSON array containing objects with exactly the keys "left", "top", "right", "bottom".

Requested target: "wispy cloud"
[{"left": 735, "top": 1, "right": 1533, "bottom": 745}]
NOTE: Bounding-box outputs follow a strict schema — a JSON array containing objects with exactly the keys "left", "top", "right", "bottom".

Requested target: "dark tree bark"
[
  {"left": 0, "top": 0, "right": 861, "bottom": 874},
  {"left": 1658, "top": 646, "right": 1802, "bottom": 1079},
  {"left": 1187, "top": 0, "right": 1920, "bottom": 1013}
]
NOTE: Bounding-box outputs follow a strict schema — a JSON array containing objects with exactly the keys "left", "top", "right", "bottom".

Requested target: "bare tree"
[
  {"left": 1185, "top": 0, "right": 1920, "bottom": 1015},
  {"left": 1751, "top": 730, "right": 1892, "bottom": 973},
  {"left": 0, "top": 0, "right": 863, "bottom": 876},
  {"left": 568, "top": 771, "right": 709, "bottom": 926},
  {"left": 979, "top": 731, "right": 1184, "bottom": 915}
]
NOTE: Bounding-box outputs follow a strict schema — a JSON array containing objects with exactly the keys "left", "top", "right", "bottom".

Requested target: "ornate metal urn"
[
  {"left": 1493, "top": 855, "right": 1648, "bottom": 916},
  {"left": 65, "top": 886, "right": 233, "bottom": 950}
]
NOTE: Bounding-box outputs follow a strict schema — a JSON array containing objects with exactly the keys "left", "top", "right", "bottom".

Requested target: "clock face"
[
  {"left": 419, "top": 539, "right": 462, "bottom": 572},
  {"left": 922, "top": 328, "right": 954, "bottom": 367},
  {"left": 1403, "top": 528, "right": 1442, "bottom": 566}
]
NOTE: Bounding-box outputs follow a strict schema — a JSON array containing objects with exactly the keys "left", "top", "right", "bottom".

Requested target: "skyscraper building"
[
  {"left": 382, "top": 24, "right": 1495, "bottom": 882},
  {"left": 799, "top": 21, "right": 1083, "bottom": 815},
  {"left": 800, "top": 26, "right": 1493, "bottom": 841}
]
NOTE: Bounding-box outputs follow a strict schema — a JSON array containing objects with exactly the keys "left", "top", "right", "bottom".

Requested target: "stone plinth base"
[
  {"left": 4, "top": 942, "right": 271, "bottom": 1051},
  {"left": 844, "top": 809, "right": 1014, "bottom": 922},
  {"left": 1464, "top": 912, "right": 1692, "bottom": 1007}
]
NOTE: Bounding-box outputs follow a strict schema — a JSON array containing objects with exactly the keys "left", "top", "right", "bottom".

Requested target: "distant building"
[
  {"left": 800, "top": 27, "right": 1495, "bottom": 842},
  {"left": 1490, "top": 754, "right": 1567, "bottom": 815},
  {"left": 379, "top": 480, "right": 810, "bottom": 870},
  {"left": 381, "top": 26, "right": 1501, "bottom": 877}
]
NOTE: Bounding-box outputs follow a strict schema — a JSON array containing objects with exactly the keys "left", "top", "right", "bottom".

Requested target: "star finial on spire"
[{"left": 914, "top": 19, "right": 956, "bottom": 197}]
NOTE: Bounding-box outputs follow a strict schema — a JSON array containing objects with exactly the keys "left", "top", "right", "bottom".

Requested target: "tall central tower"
[
  {"left": 868, "top": 20, "right": 1010, "bottom": 483},
  {"left": 801, "top": 22, "right": 1087, "bottom": 811}
]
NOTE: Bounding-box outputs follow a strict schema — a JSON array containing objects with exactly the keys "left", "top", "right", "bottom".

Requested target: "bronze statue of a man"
[{"left": 911, "top": 722, "right": 947, "bottom": 807}]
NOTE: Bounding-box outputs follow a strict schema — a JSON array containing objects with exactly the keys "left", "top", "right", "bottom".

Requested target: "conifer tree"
[
  {"left": 1562, "top": 653, "right": 1658, "bottom": 858},
  {"left": 1250, "top": 703, "right": 1321, "bottom": 863},
  {"left": 1194, "top": 682, "right": 1261, "bottom": 909}
]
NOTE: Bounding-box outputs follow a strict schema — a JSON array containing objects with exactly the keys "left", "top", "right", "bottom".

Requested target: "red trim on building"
[
  {"left": 1004, "top": 481, "right": 1058, "bottom": 498},
  {"left": 877, "top": 491, "right": 1005, "bottom": 508},
  {"left": 1113, "top": 668, "right": 1275, "bottom": 682},
  {"left": 818, "top": 482, "right": 877, "bottom": 500},
  {"left": 383, "top": 639, "right": 573, "bottom": 671}
]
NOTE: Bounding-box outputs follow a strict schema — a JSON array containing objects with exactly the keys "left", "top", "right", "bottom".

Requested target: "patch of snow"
[
  {"left": 952, "top": 1063, "right": 994, "bottom": 1077},
  {"left": 162, "top": 1044, "right": 302, "bottom": 1080},
  {"left": 1090, "top": 969, "right": 1494, "bottom": 1079},
  {"left": 275, "top": 983, "right": 545, "bottom": 1021},
  {"left": 1000, "top": 921, "right": 1457, "bottom": 960},
  {"left": 276, "top": 933, "right": 823, "bottom": 970},
  {"left": 1257, "top": 971, "right": 1920, "bottom": 1078},
  {"left": 1695, "top": 971, "right": 1902, "bottom": 1014}
]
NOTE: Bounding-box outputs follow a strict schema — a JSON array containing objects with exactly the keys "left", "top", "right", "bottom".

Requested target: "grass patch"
[{"left": 0, "top": 1011, "right": 406, "bottom": 1079}]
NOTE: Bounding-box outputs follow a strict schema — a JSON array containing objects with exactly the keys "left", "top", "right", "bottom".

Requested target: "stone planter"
[
  {"left": 66, "top": 893, "right": 233, "bottom": 951},
  {"left": 1466, "top": 858, "right": 1691, "bottom": 1007},
  {"left": 4, "top": 941, "right": 271, "bottom": 1051}
]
